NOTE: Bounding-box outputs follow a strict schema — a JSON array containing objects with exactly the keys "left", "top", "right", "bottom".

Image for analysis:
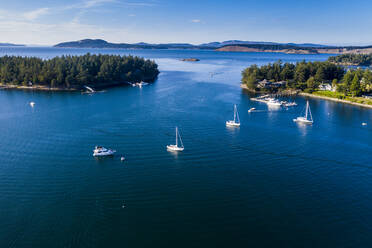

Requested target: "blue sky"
[{"left": 0, "top": 0, "right": 371, "bottom": 45}]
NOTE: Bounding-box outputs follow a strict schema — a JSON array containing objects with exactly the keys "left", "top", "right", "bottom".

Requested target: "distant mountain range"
[
  {"left": 54, "top": 39, "right": 372, "bottom": 54},
  {"left": 0, "top": 43, "right": 24, "bottom": 47},
  {"left": 54, "top": 39, "right": 200, "bottom": 49},
  {"left": 199, "top": 40, "right": 327, "bottom": 48},
  {"left": 54, "top": 39, "right": 329, "bottom": 49}
]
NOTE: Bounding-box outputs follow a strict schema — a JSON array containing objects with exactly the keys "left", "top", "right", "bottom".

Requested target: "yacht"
[
  {"left": 266, "top": 98, "right": 282, "bottom": 107},
  {"left": 281, "top": 101, "right": 297, "bottom": 107},
  {"left": 284, "top": 102, "right": 297, "bottom": 107},
  {"left": 226, "top": 104, "right": 240, "bottom": 127},
  {"left": 293, "top": 100, "right": 313, "bottom": 124},
  {"left": 93, "top": 146, "right": 116, "bottom": 157},
  {"left": 167, "top": 127, "right": 184, "bottom": 151}
]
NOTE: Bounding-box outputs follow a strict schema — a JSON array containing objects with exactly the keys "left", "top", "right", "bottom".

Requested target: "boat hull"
[
  {"left": 267, "top": 102, "right": 281, "bottom": 106},
  {"left": 93, "top": 150, "right": 116, "bottom": 157},
  {"left": 226, "top": 121, "right": 240, "bottom": 127},
  {"left": 293, "top": 118, "right": 313, "bottom": 125},
  {"left": 167, "top": 145, "right": 184, "bottom": 151}
]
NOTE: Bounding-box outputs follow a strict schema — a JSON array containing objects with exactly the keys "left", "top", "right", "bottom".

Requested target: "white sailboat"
[
  {"left": 226, "top": 104, "right": 240, "bottom": 127},
  {"left": 167, "top": 127, "right": 184, "bottom": 151},
  {"left": 293, "top": 100, "right": 313, "bottom": 124}
]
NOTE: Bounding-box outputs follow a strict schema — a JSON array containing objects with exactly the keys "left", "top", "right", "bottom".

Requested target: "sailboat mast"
[
  {"left": 234, "top": 105, "right": 236, "bottom": 122},
  {"left": 305, "top": 101, "right": 309, "bottom": 119},
  {"left": 176, "top": 127, "right": 178, "bottom": 147}
]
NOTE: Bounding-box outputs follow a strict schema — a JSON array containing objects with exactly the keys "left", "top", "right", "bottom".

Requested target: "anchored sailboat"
[
  {"left": 226, "top": 104, "right": 240, "bottom": 127},
  {"left": 293, "top": 100, "right": 313, "bottom": 124},
  {"left": 167, "top": 127, "right": 184, "bottom": 151}
]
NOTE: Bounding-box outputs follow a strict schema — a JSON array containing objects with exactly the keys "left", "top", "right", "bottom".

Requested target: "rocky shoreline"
[{"left": 0, "top": 84, "right": 78, "bottom": 92}]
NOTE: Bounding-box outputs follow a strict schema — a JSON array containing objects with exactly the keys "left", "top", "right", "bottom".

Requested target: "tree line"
[
  {"left": 328, "top": 54, "right": 372, "bottom": 66},
  {"left": 242, "top": 60, "right": 372, "bottom": 96},
  {"left": 0, "top": 53, "right": 159, "bottom": 89}
]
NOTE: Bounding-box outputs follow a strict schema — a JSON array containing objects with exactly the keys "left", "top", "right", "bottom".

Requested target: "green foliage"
[
  {"left": 313, "top": 90, "right": 345, "bottom": 99},
  {"left": 328, "top": 53, "right": 372, "bottom": 66},
  {"left": 241, "top": 60, "right": 372, "bottom": 96},
  {"left": 350, "top": 74, "right": 361, "bottom": 96},
  {"left": 0, "top": 53, "right": 159, "bottom": 89},
  {"left": 242, "top": 60, "right": 344, "bottom": 91},
  {"left": 306, "top": 76, "right": 317, "bottom": 90},
  {"left": 332, "top": 78, "right": 338, "bottom": 88}
]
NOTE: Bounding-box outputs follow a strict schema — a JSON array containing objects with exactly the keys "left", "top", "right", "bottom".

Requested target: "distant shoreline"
[{"left": 53, "top": 39, "right": 372, "bottom": 55}]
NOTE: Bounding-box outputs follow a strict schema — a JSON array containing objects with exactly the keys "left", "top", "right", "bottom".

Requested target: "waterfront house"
[
  {"left": 318, "top": 83, "right": 334, "bottom": 91},
  {"left": 257, "top": 79, "right": 287, "bottom": 89}
]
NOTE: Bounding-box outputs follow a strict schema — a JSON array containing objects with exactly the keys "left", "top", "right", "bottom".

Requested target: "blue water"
[{"left": 0, "top": 47, "right": 371, "bottom": 247}]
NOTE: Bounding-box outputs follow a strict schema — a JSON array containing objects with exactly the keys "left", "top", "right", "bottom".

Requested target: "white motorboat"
[
  {"left": 284, "top": 102, "right": 297, "bottom": 107},
  {"left": 133, "top": 81, "right": 148, "bottom": 88},
  {"left": 293, "top": 100, "right": 313, "bottom": 124},
  {"left": 248, "top": 107, "right": 256, "bottom": 113},
  {"left": 167, "top": 127, "right": 184, "bottom": 151},
  {"left": 29, "top": 102, "right": 35, "bottom": 107},
  {"left": 266, "top": 98, "right": 282, "bottom": 107},
  {"left": 83, "top": 85, "right": 95, "bottom": 93},
  {"left": 93, "top": 146, "right": 116, "bottom": 157},
  {"left": 226, "top": 104, "right": 240, "bottom": 127}
]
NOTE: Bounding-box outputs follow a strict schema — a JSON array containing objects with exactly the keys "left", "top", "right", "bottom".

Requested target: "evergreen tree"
[{"left": 350, "top": 74, "right": 361, "bottom": 96}]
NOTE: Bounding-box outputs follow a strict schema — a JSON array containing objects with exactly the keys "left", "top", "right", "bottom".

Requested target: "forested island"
[
  {"left": 55, "top": 39, "right": 372, "bottom": 55},
  {"left": 241, "top": 60, "right": 372, "bottom": 105},
  {"left": 0, "top": 43, "right": 24, "bottom": 47},
  {"left": 328, "top": 54, "right": 372, "bottom": 66},
  {"left": 0, "top": 54, "right": 159, "bottom": 91}
]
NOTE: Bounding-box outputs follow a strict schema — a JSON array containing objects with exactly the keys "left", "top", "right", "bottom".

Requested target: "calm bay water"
[{"left": 0, "top": 47, "right": 371, "bottom": 247}]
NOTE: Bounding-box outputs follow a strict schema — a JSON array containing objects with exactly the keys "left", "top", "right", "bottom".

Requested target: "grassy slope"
[{"left": 312, "top": 91, "right": 372, "bottom": 106}]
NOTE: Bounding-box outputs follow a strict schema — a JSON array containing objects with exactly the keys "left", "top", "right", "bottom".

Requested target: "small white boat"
[
  {"left": 266, "top": 98, "right": 282, "bottom": 107},
  {"left": 167, "top": 127, "right": 184, "bottom": 151},
  {"left": 29, "top": 102, "right": 35, "bottom": 107},
  {"left": 83, "top": 85, "right": 95, "bottom": 93},
  {"left": 121, "top": 156, "right": 125, "bottom": 161},
  {"left": 362, "top": 122, "right": 367, "bottom": 126},
  {"left": 226, "top": 104, "right": 240, "bottom": 127},
  {"left": 93, "top": 146, "right": 116, "bottom": 157},
  {"left": 281, "top": 101, "right": 297, "bottom": 107},
  {"left": 133, "top": 81, "right": 148, "bottom": 88},
  {"left": 248, "top": 107, "right": 256, "bottom": 113},
  {"left": 293, "top": 100, "right": 313, "bottom": 125},
  {"left": 285, "top": 102, "right": 297, "bottom": 107}
]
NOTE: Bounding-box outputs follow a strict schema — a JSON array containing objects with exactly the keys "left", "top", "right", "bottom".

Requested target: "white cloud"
[
  {"left": 0, "top": 19, "right": 131, "bottom": 45},
  {"left": 81, "top": 0, "right": 117, "bottom": 9},
  {"left": 23, "top": 8, "right": 50, "bottom": 21},
  {"left": 0, "top": 0, "right": 155, "bottom": 45},
  {"left": 191, "top": 19, "right": 201, "bottom": 23}
]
